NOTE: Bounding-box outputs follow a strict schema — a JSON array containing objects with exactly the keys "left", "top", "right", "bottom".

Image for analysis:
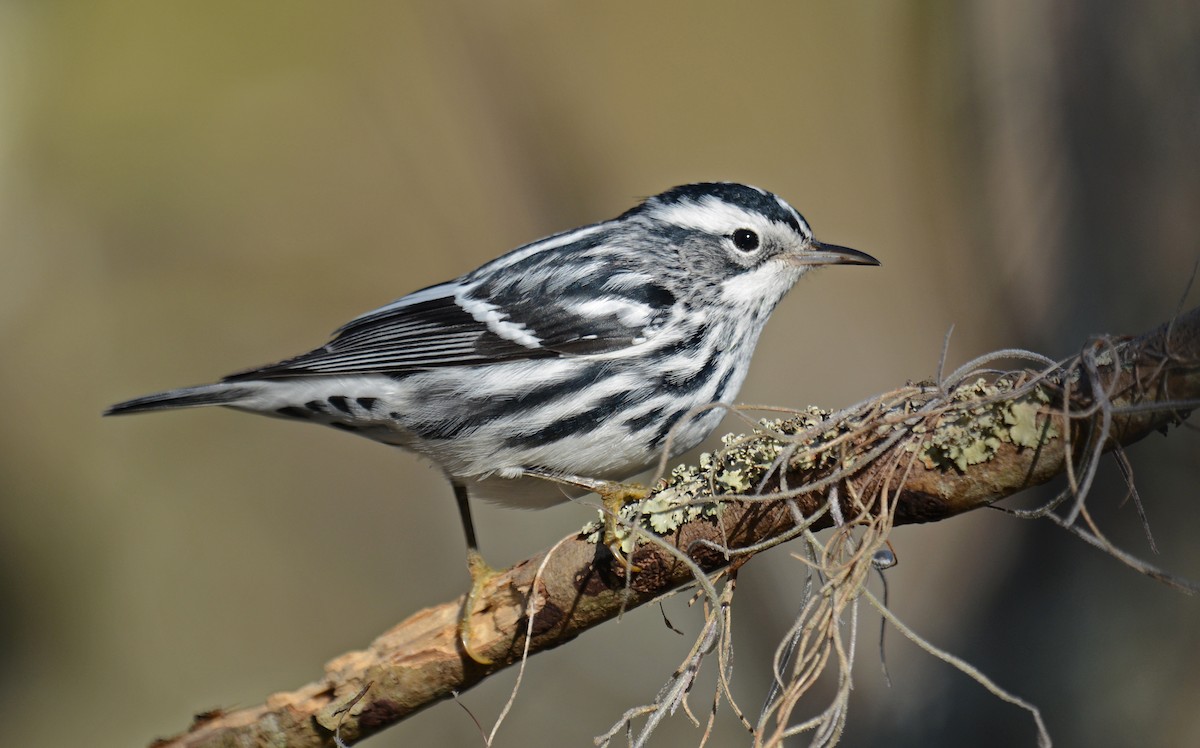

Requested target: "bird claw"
[{"left": 598, "top": 482, "right": 649, "bottom": 573}]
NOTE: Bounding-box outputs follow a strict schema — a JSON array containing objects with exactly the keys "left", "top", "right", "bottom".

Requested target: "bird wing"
[{"left": 224, "top": 230, "right": 677, "bottom": 380}]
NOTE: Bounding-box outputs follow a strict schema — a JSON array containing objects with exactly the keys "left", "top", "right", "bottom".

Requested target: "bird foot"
[
  {"left": 596, "top": 481, "right": 650, "bottom": 572},
  {"left": 459, "top": 549, "right": 501, "bottom": 665},
  {"left": 524, "top": 469, "right": 650, "bottom": 571}
]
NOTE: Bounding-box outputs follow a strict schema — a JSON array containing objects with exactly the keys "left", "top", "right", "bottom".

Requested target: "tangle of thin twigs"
[{"left": 590, "top": 320, "right": 1197, "bottom": 747}]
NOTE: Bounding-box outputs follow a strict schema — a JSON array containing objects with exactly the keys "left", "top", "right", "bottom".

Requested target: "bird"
[{"left": 106, "top": 181, "right": 879, "bottom": 661}]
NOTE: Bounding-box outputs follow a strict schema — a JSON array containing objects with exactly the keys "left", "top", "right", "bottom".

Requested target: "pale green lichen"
[
  {"left": 919, "top": 379, "right": 1059, "bottom": 472},
  {"left": 580, "top": 380, "right": 1062, "bottom": 551},
  {"left": 581, "top": 407, "right": 845, "bottom": 550},
  {"left": 581, "top": 460, "right": 724, "bottom": 555},
  {"left": 1006, "top": 400, "right": 1049, "bottom": 448},
  {"left": 581, "top": 424, "right": 792, "bottom": 552}
]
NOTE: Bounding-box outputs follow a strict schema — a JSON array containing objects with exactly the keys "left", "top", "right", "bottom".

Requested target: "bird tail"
[{"left": 104, "top": 383, "right": 258, "bottom": 416}]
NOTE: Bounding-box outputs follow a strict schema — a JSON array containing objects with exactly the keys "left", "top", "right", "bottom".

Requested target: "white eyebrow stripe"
[{"left": 647, "top": 196, "right": 780, "bottom": 235}]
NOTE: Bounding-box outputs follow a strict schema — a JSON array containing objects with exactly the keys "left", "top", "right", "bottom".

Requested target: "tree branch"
[{"left": 151, "top": 307, "right": 1200, "bottom": 748}]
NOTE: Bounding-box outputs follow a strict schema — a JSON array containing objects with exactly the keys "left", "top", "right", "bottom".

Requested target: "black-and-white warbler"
[{"left": 106, "top": 182, "right": 877, "bottom": 657}]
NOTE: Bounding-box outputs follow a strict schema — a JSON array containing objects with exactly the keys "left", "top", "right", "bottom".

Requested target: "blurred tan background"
[{"left": 2, "top": 2, "right": 1198, "bottom": 746}]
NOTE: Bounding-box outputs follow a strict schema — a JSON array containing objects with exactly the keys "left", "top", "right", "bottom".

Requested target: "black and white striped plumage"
[{"left": 106, "top": 183, "right": 878, "bottom": 515}]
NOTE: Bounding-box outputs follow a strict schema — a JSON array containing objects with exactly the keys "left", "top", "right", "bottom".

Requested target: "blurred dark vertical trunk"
[
  {"left": 964, "top": 2, "right": 1200, "bottom": 344},
  {"left": 890, "top": 4, "right": 1200, "bottom": 747}
]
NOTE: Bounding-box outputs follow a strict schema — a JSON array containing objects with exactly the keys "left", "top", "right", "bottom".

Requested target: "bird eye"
[{"left": 731, "top": 228, "right": 759, "bottom": 252}]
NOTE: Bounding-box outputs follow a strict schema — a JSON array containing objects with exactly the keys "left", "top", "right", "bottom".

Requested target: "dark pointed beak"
[{"left": 794, "top": 241, "right": 880, "bottom": 267}]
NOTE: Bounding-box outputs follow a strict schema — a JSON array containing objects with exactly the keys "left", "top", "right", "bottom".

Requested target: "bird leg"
[{"left": 454, "top": 481, "right": 499, "bottom": 665}]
